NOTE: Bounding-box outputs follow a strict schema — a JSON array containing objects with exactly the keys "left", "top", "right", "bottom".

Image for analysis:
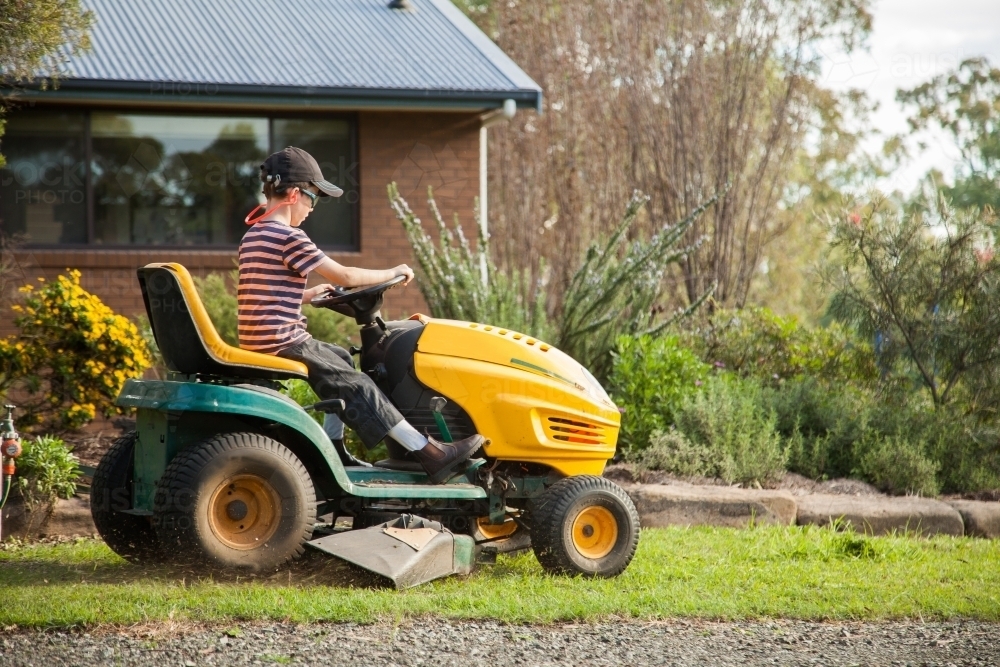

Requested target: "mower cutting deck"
[
  {"left": 90, "top": 263, "right": 640, "bottom": 584},
  {"left": 308, "top": 515, "right": 476, "bottom": 589}
]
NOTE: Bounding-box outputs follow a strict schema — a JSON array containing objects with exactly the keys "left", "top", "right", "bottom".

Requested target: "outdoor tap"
[
  {"left": 0, "top": 404, "right": 20, "bottom": 542},
  {"left": 2, "top": 404, "right": 21, "bottom": 458}
]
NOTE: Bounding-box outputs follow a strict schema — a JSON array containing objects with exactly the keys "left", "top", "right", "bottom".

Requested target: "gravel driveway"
[{"left": 2, "top": 620, "right": 997, "bottom": 666}]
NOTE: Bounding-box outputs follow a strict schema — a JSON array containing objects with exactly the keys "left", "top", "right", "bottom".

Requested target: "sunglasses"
[{"left": 298, "top": 187, "right": 321, "bottom": 209}]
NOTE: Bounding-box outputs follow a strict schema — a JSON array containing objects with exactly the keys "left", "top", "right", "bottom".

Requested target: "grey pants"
[{"left": 278, "top": 337, "right": 403, "bottom": 449}]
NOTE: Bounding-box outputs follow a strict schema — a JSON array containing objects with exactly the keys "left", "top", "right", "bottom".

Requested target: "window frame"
[{"left": 6, "top": 106, "right": 360, "bottom": 251}]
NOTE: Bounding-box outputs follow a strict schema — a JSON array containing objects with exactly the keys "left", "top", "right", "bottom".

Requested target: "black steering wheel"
[{"left": 310, "top": 274, "right": 407, "bottom": 309}]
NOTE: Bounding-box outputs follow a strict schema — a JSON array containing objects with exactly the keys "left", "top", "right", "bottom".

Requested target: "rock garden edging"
[
  {"left": 5, "top": 485, "right": 1000, "bottom": 542},
  {"left": 625, "top": 484, "right": 1000, "bottom": 538}
]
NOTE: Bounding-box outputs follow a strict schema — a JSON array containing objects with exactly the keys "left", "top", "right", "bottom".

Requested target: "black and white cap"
[{"left": 261, "top": 146, "right": 343, "bottom": 197}]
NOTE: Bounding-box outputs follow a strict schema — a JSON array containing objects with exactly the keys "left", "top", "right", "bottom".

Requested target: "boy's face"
[{"left": 288, "top": 186, "right": 320, "bottom": 227}]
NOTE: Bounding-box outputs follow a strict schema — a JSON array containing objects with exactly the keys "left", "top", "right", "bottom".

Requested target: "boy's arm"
[{"left": 312, "top": 256, "right": 414, "bottom": 289}]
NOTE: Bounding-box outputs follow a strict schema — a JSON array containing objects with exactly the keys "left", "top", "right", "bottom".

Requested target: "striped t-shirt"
[{"left": 237, "top": 221, "right": 327, "bottom": 353}]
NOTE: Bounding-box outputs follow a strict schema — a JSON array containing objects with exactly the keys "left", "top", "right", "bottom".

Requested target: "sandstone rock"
[
  {"left": 0, "top": 497, "right": 38, "bottom": 540},
  {"left": 796, "top": 493, "right": 963, "bottom": 537},
  {"left": 945, "top": 500, "right": 1000, "bottom": 538},
  {"left": 626, "top": 484, "right": 797, "bottom": 529},
  {"left": 42, "top": 495, "right": 95, "bottom": 537},
  {"left": 1, "top": 494, "right": 94, "bottom": 540}
]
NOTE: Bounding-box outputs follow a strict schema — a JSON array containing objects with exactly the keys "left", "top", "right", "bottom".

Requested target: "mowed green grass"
[{"left": 2, "top": 525, "right": 999, "bottom": 627}]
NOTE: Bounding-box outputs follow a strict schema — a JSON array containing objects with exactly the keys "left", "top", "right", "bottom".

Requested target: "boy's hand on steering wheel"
[
  {"left": 393, "top": 265, "right": 414, "bottom": 286},
  {"left": 304, "top": 283, "right": 336, "bottom": 302}
]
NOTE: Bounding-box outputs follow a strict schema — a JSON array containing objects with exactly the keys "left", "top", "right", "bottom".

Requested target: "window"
[
  {"left": 273, "top": 119, "right": 356, "bottom": 248},
  {"left": 91, "top": 114, "right": 268, "bottom": 246},
  {"left": 0, "top": 111, "right": 88, "bottom": 244},
  {"left": 0, "top": 110, "right": 359, "bottom": 249}
]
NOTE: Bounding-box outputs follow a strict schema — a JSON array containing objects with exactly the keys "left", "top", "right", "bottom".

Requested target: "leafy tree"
[
  {"left": 0, "top": 0, "right": 93, "bottom": 163},
  {"left": 462, "top": 0, "right": 872, "bottom": 313},
  {"left": 898, "top": 57, "right": 1000, "bottom": 211},
  {"left": 826, "top": 195, "right": 1000, "bottom": 416},
  {"left": 0, "top": 0, "right": 91, "bottom": 82},
  {"left": 747, "top": 87, "right": 895, "bottom": 321}
]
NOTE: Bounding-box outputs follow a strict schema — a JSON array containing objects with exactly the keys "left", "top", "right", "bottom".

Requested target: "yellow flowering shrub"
[{"left": 0, "top": 271, "right": 153, "bottom": 431}]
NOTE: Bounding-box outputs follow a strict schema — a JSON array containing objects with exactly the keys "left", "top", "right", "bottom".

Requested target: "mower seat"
[{"left": 137, "top": 263, "right": 309, "bottom": 381}]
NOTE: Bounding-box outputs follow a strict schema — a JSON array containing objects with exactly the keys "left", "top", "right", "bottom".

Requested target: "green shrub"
[
  {"left": 609, "top": 334, "right": 709, "bottom": 452},
  {"left": 856, "top": 433, "right": 940, "bottom": 496},
  {"left": 302, "top": 305, "right": 355, "bottom": 347},
  {"left": 0, "top": 272, "right": 153, "bottom": 431},
  {"left": 15, "top": 435, "right": 81, "bottom": 512},
  {"left": 673, "top": 377, "right": 787, "bottom": 486},
  {"left": 909, "top": 408, "right": 1000, "bottom": 494},
  {"left": 195, "top": 272, "right": 239, "bottom": 346},
  {"left": 763, "top": 377, "right": 868, "bottom": 479},
  {"left": 283, "top": 379, "right": 323, "bottom": 426},
  {"left": 133, "top": 314, "right": 164, "bottom": 371},
  {"left": 681, "top": 307, "right": 877, "bottom": 386},
  {"left": 762, "top": 377, "right": 1000, "bottom": 493},
  {"left": 855, "top": 396, "right": 1000, "bottom": 495},
  {"left": 554, "top": 193, "right": 715, "bottom": 382},
  {"left": 635, "top": 429, "right": 712, "bottom": 477}
]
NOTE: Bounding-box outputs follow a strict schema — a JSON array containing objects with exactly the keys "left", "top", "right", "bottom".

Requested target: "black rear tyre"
[
  {"left": 153, "top": 432, "right": 316, "bottom": 571},
  {"left": 90, "top": 432, "right": 162, "bottom": 563},
  {"left": 529, "top": 475, "right": 640, "bottom": 577}
]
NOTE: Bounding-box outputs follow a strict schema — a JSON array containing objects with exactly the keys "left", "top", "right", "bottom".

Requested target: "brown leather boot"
[{"left": 413, "top": 434, "right": 485, "bottom": 484}]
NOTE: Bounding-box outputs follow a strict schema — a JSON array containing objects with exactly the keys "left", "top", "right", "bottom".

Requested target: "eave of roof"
[{"left": 10, "top": 78, "right": 541, "bottom": 113}]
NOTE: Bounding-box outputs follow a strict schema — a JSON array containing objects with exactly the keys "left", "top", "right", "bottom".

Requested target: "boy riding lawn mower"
[{"left": 91, "top": 263, "right": 640, "bottom": 585}]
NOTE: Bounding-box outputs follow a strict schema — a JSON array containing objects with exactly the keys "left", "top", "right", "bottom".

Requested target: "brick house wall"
[{"left": 10, "top": 110, "right": 482, "bottom": 326}]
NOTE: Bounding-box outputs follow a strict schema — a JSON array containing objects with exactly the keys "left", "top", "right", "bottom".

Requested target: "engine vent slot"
[{"left": 545, "top": 416, "right": 606, "bottom": 445}]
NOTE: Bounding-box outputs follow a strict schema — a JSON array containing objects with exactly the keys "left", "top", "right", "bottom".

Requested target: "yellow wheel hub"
[
  {"left": 208, "top": 474, "right": 280, "bottom": 550},
  {"left": 571, "top": 505, "right": 618, "bottom": 559},
  {"left": 475, "top": 516, "right": 518, "bottom": 540}
]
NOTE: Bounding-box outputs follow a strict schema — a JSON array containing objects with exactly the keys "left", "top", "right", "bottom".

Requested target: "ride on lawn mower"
[{"left": 91, "top": 262, "right": 640, "bottom": 585}]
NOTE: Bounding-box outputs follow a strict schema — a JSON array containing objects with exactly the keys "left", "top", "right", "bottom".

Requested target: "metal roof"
[{"left": 36, "top": 0, "right": 541, "bottom": 111}]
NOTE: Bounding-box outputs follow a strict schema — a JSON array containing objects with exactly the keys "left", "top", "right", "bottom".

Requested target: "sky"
[{"left": 819, "top": 0, "right": 1000, "bottom": 194}]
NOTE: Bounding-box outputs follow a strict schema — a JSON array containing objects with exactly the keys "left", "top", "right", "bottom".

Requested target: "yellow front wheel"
[
  {"left": 571, "top": 506, "right": 619, "bottom": 559},
  {"left": 529, "top": 476, "right": 640, "bottom": 577}
]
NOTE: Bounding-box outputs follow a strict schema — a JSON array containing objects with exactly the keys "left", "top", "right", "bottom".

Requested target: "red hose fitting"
[
  {"left": 2, "top": 437, "right": 21, "bottom": 458},
  {"left": 2, "top": 458, "right": 14, "bottom": 476}
]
